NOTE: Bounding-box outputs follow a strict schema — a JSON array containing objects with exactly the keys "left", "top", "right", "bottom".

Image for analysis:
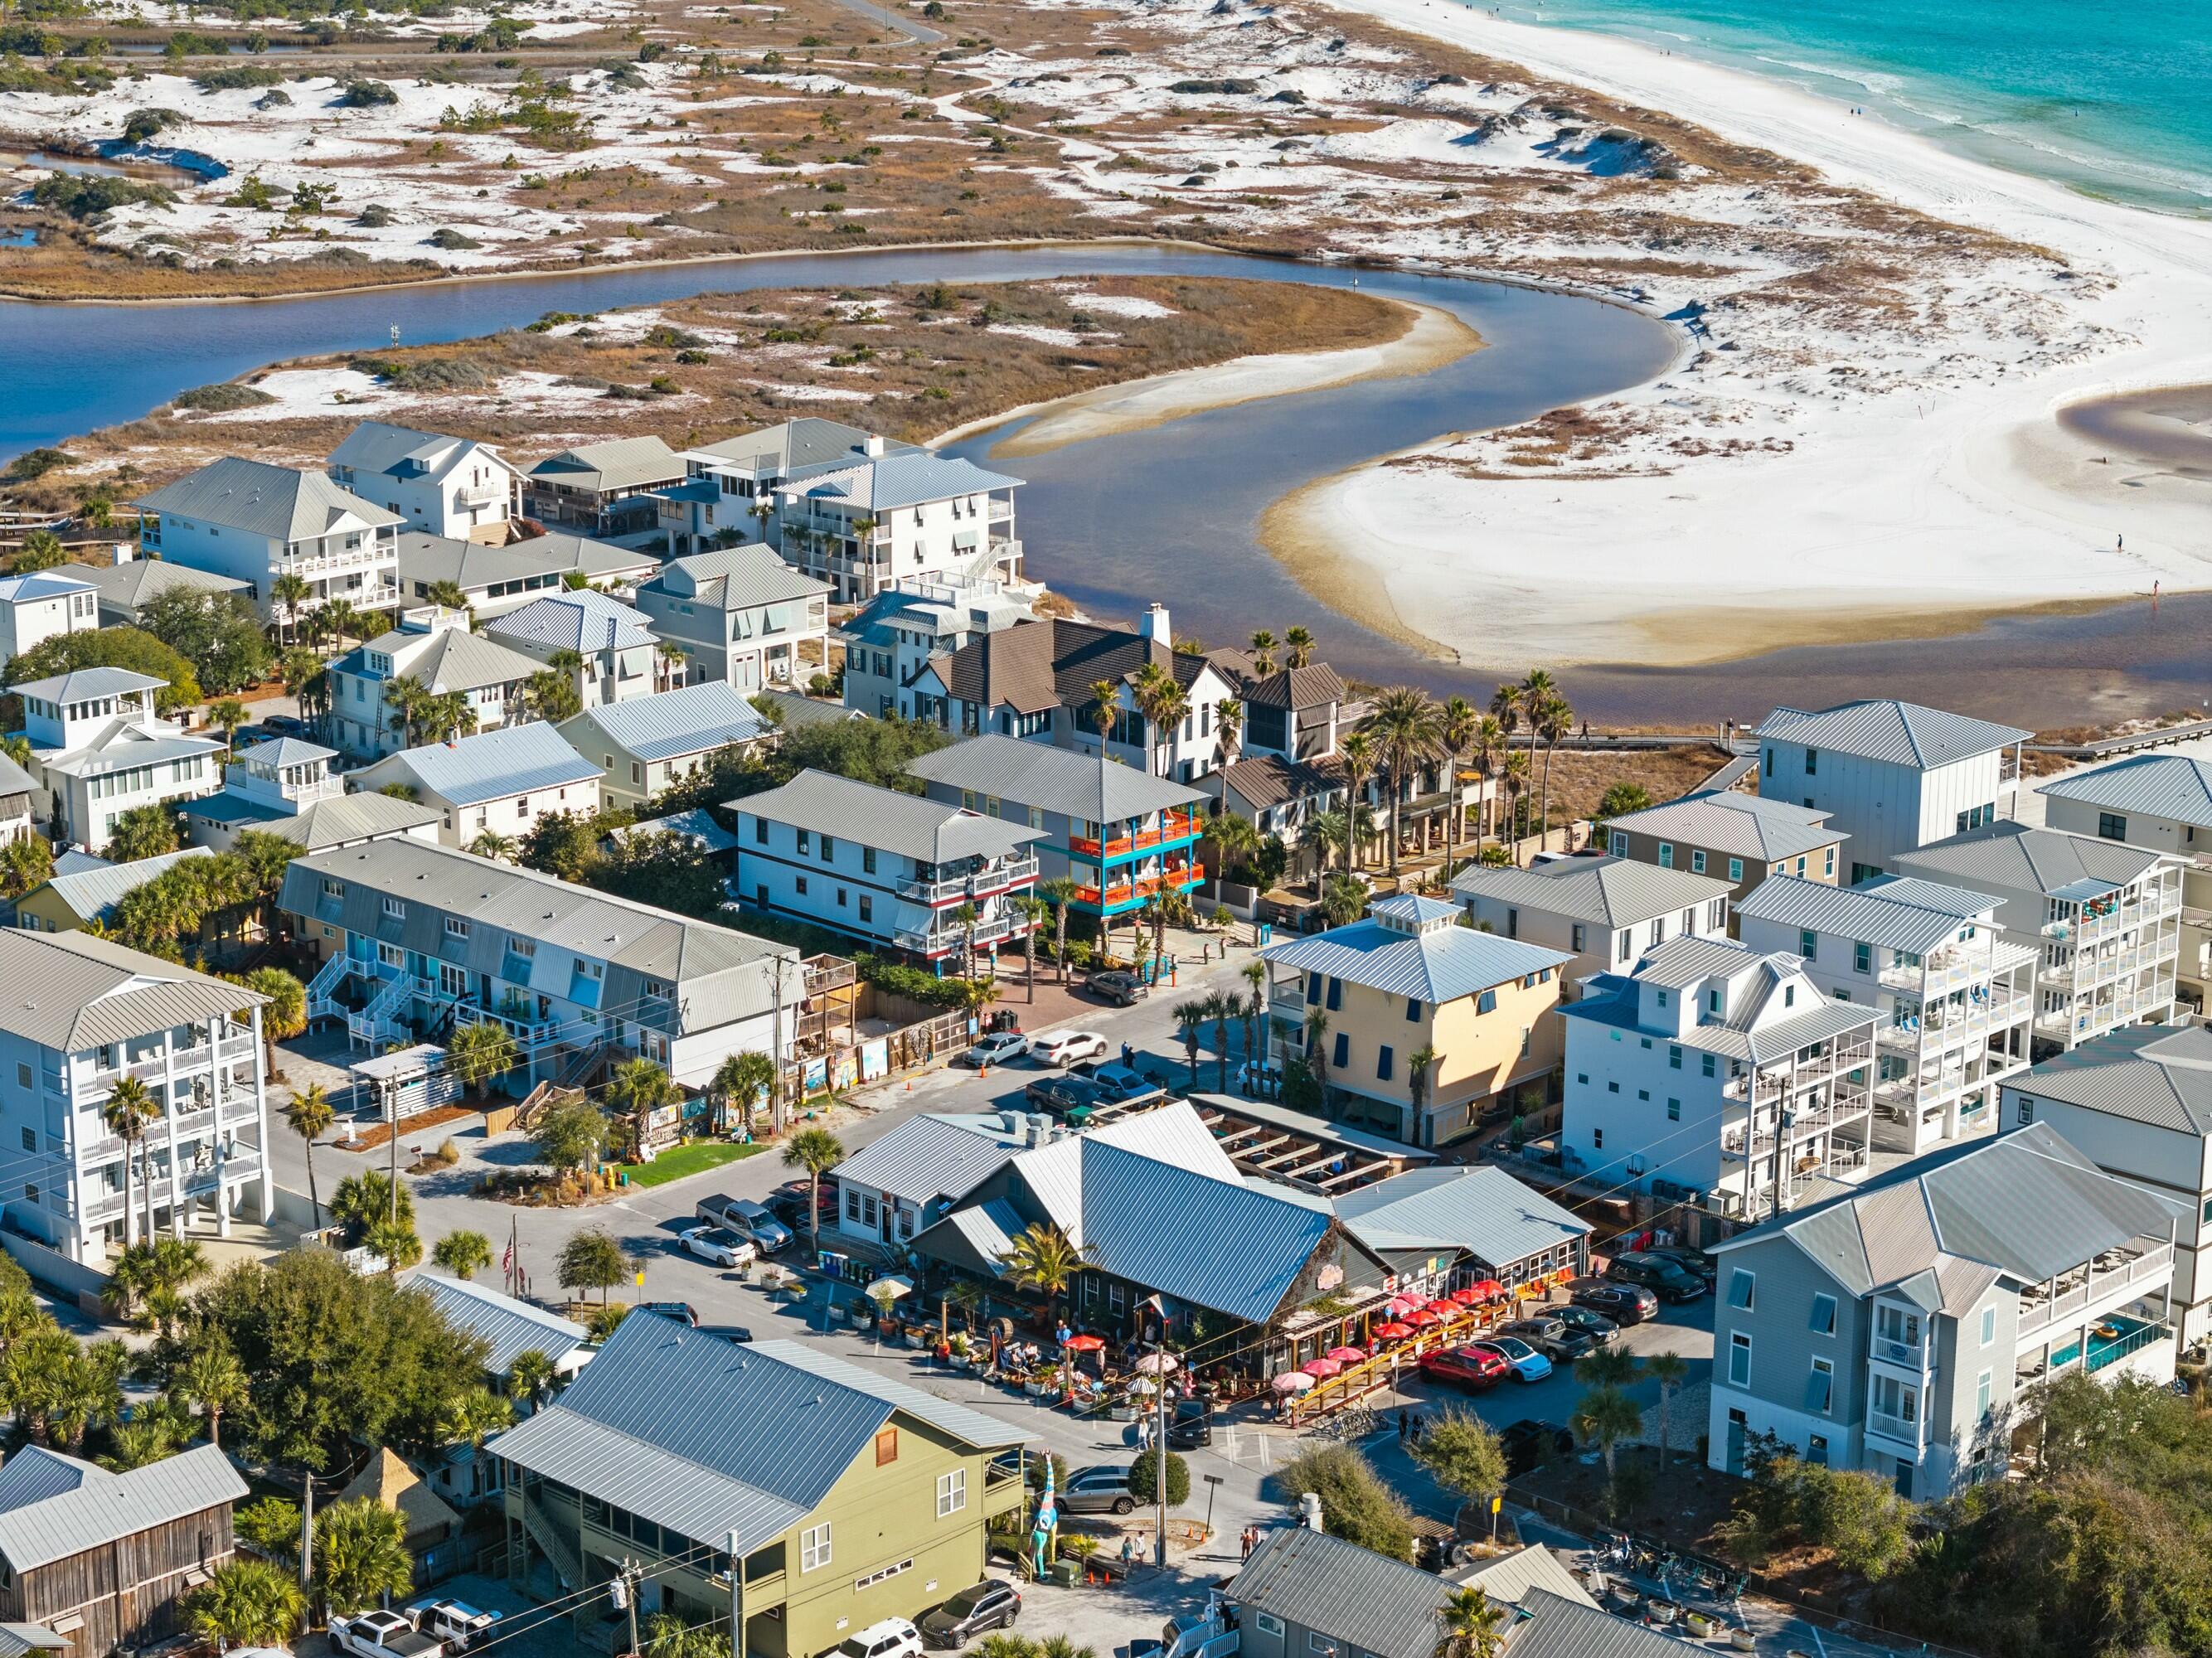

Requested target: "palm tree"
[
  {"left": 1336, "top": 731, "right": 1376, "bottom": 873},
  {"left": 949, "top": 900, "right": 982, "bottom": 981},
  {"left": 209, "top": 697, "right": 249, "bottom": 756},
  {"left": 1249, "top": 629, "right": 1277, "bottom": 677},
  {"left": 506, "top": 1348, "right": 557, "bottom": 1413},
  {"left": 1087, "top": 676, "right": 1122, "bottom": 749},
  {"left": 708, "top": 1050, "right": 774, "bottom": 1137},
  {"left": 282, "top": 1084, "right": 333, "bottom": 1232},
  {"left": 1172, "top": 999, "right": 1208, "bottom": 1088},
  {"left": 1011, "top": 894, "right": 1048, "bottom": 1002},
  {"left": 1471, "top": 714, "right": 1506, "bottom": 853},
  {"left": 1202, "top": 811, "right": 1261, "bottom": 885},
  {"left": 1039, "top": 876, "right": 1080, "bottom": 984},
  {"left": 318, "top": 597, "right": 361, "bottom": 658},
  {"left": 1405, "top": 1044, "right": 1438, "bottom": 1138},
  {"left": 382, "top": 676, "right": 429, "bottom": 749},
  {"left": 1645, "top": 1350, "right": 1690, "bottom": 1468},
  {"left": 606, "top": 1057, "right": 681, "bottom": 1154},
  {"left": 1501, "top": 751, "right": 1531, "bottom": 860},
  {"left": 1283, "top": 624, "right": 1314, "bottom": 669},
  {"left": 177, "top": 1341, "right": 247, "bottom": 1448},
  {"left": 420, "top": 689, "right": 478, "bottom": 745},
  {"left": 1302, "top": 809, "right": 1346, "bottom": 880},
  {"left": 642, "top": 1612, "right": 726, "bottom": 1658},
  {"left": 1362, "top": 686, "right": 1442, "bottom": 875},
  {"left": 425, "top": 579, "right": 471, "bottom": 615},
  {"left": 245, "top": 965, "right": 305, "bottom": 1077},
  {"left": 1531, "top": 686, "right": 1572, "bottom": 856},
  {"left": 468, "top": 829, "right": 517, "bottom": 861},
  {"left": 1240, "top": 959, "right": 1266, "bottom": 1089},
  {"left": 522, "top": 667, "right": 581, "bottom": 724},
  {"left": 366, "top": 1218, "right": 422, "bottom": 1275},
  {"left": 1438, "top": 696, "right": 1477, "bottom": 878},
  {"left": 1215, "top": 696, "right": 1244, "bottom": 774},
  {"left": 432, "top": 1229, "right": 494, "bottom": 1281},
  {"left": 447, "top": 1020, "right": 520, "bottom": 1098},
  {"left": 1320, "top": 873, "right": 1366, "bottom": 928},
  {"left": 1206, "top": 988, "right": 1236, "bottom": 1093},
  {"left": 183, "top": 1559, "right": 306, "bottom": 1651},
  {"left": 312, "top": 1498, "right": 414, "bottom": 1615},
  {"left": 1434, "top": 1587, "right": 1508, "bottom": 1658},
  {"left": 996, "top": 1221, "right": 1086, "bottom": 1323},
  {"left": 1570, "top": 1384, "right": 1645, "bottom": 1509},
  {"left": 1304, "top": 1007, "right": 1332, "bottom": 1115},
  {"left": 101, "top": 1076, "right": 162, "bottom": 1250},
  {"left": 269, "top": 572, "right": 312, "bottom": 648},
  {"left": 780, "top": 1127, "right": 845, "bottom": 1253},
  {"left": 442, "top": 1384, "right": 514, "bottom": 1449}
]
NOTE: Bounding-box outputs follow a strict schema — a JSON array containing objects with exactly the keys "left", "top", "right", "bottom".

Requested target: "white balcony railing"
[{"left": 2016, "top": 1240, "right": 2176, "bottom": 1340}]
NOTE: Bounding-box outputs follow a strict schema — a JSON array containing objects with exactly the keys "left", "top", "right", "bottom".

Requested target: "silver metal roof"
[
  {"left": 396, "top": 530, "right": 650, "bottom": 595},
  {"left": 400, "top": 1271, "right": 589, "bottom": 1378},
  {"left": 617, "top": 808, "right": 740, "bottom": 855},
  {"left": 0, "top": 930, "right": 263, "bottom": 1054},
  {"left": 345, "top": 626, "right": 546, "bottom": 696},
  {"left": 1450, "top": 854, "right": 1734, "bottom": 925},
  {"left": 1500, "top": 1589, "right": 1699, "bottom": 1658},
  {"left": 560, "top": 681, "right": 772, "bottom": 766},
  {"left": 41, "top": 725, "right": 222, "bottom": 782},
  {"left": 1603, "top": 789, "right": 1846, "bottom": 861},
  {"left": 1261, "top": 919, "right": 1569, "bottom": 1004},
  {"left": 646, "top": 542, "right": 830, "bottom": 612},
  {"left": 1736, "top": 872, "right": 1995, "bottom": 954},
  {"left": 1453, "top": 1544, "right": 1599, "bottom": 1609},
  {"left": 486, "top": 589, "right": 657, "bottom": 654},
  {"left": 2010, "top": 1024, "right": 2212, "bottom": 1137},
  {"left": 1336, "top": 1165, "right": 1589, "bottom": 1269},
  {"left": 357, "top": 723, "right": 601, "bottom": 808},
  {"left": 0, "top": 1444, "right": 245, "bottom": 1572},
  {"left": 779, "top": 452, "right": 1020, "bottom": 512},
  {"left": 832, "top": 1113, "right": 1026, "bottom": 1207},
  {"left": 735, "top": 768, "right": 1042, "bottom": 865},
  {"left": 0, "top": 570, "right": 93, "bottom": 603},
  {"left": 525, "top": 436, "right": 682, "bottom": 494},
  {"left": 905, "top": 733, "right": 1206, "bottom": 822},
  {"left": 1227, "top": 1525, "right": 1454, "bottom": 1658},
  {"left": 753, "top": 690, "right": 863, "bottom": 731},
  {"left": 687, "top": 417, "right": 913, "bottom": 472},
  {"left": 186, "top": 789, "right": 445, "bottom": 849},
  {"left": 10, "top": 666, "right": 165, "bottom": 705},
  {"left": 1892, "top": 820, "right": 2171, "bottom": 899},
  {"left": 329, "top": 420, "right": 502, "bottom": 480},
  {"left": 1753, "top": 700, "right": 2030, "bottom": 768},
  {"left": 488, "top": 1313, "right": 1024, "bottom": 1554},
  {"left": 36, "top": 846, "right": 214, "bottom": 924},
  {"left": 136, "top": 457, "right": 400, "bottom": 541},
  {"left": 2039, "top": 753, "right": 2212, "bottom": 826},
  {"left": 235, "top": 735, "right": 336, "bottom": 768},
  {"left": 74, "top": 558, "right": 251, "bottom": 615}
]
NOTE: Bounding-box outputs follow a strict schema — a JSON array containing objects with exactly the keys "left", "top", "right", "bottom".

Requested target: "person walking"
[{"left": 1398, "top": 1408, "right": 1410, "bottom": 1440}]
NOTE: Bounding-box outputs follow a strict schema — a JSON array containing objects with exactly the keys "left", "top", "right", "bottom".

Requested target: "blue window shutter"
[
  {"left": 1477, "top": 988, "right": 1498, "bottom": 1015},
  {"left": 1307, "top": 972, "right": 1322, "bottom": 1005},
  {"left": 1332, "top": 1032, "right": 1349, "bottom": 1069},
  {"left": 1326, "top": 977, "right": 1342, "bottom": 1011},
  {"left": 1377, "top": 1045, "right": 1394, "bottom": 1082},
  {"left": 1406, "top": 997, "right": 1422, "bottom": 1022}
]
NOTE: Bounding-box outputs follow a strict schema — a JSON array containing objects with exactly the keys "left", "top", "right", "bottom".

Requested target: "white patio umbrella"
[
  {"left": 1133, "top": 1351, "right": 1180, "bottom": 1375},
  {"left": 1128, "top": 1376, "right": 1159, "bottom": 1395}
]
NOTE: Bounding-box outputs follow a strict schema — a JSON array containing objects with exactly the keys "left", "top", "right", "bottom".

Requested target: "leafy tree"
[
  {"left": 1569, "top": 1385, "right": 1644, "bottom": 1515},
  {"left": 1273, "top": 1444, "right": 1415, "bottom": 1561},
  {"left": 518, "top": 809, "right": 603, "bottom": 882},
  {"left": 770, "top": 715, "right": 950, "bottom": 794},
  {"left": 234, "top": 1495, "right": 303, "bottom": 1563},
  {"left": 142, "top": 589, "right": 273, "bottom": 696},
  {"left": 1595, "top": 782, "right": 1653, "bottom": 822},
  {"left": 558, "top": 1227, "right": 631, "bottom": 1305},
  {"left": 7, "top": 625, "right": 201, "bottom": 711},
  {"left": 780, "top": 1127, "right": 845, "bottom": 1250},
  {"left": 330, "top": 1171, "right": 412, "bottom": 1242},
  {"left": 591, "top": 828, "right": 722, "bottom": 916},
  {"left": 535, "top": 1097, "right": 606, "bottom": 1175},
  {"left": 283, "top": 1084, "right": 335, "bottom": 1231},
  {"left": 184, "top": 1249, "right": 491, "bottom": 1468},
  {"left": 1128, "top": 1447, "right": 1189, "bottom": 1506},
  {"left": 183, "top": 1558, "right": 306, "bottom": 1650},
  {"left": 313, "top": 1497, "right": 412, "bottom": 1614},
  {"left": 447, "top": 1019, "right": 520, "bottom": 1097},
  {"left": 432, "top": 1229, "right": 493, "bottom": 1281},
  {"left": 0, "top": 835, "right": 51, "bottom": 899},
  {"left": 1410, "top": 1410, "right": 1507, "bottom": 1526},
  {"left": 104, "top": 801, "right": 181, "bottom": 862}
]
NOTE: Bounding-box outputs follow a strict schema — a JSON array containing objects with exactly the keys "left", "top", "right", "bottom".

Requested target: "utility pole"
[
  {"left": 768, "top": 956, "right": 788, "bottom": 1137},
  {"left": 618, "top": 1559, "right": 638, "bottom": 1656},
  {"left": 727, "top": 1530, "right": 746, "bottom": 1658},
  {"left": 300, "top": 1471, "right": 314, "bottom": 1595},
  {"left": 387, "top": 1074, "right": 400, "bottom": 1223}
]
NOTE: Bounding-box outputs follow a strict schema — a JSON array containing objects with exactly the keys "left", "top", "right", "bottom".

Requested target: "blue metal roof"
[
  {"left": 1262, "top": 920, "right": 1569, "bottom": 1003},
  {"left": 783, "top": 452, "right": 1020, "bottom": 512},
  {"left": 564, "top": 681, "right": 772, "bottom": 764},
  {"left": 371, "top": 723, "right": 601, "bottom": 807},
  {"left": 0, "top": 570, "right": 94, "bottom": 603}
]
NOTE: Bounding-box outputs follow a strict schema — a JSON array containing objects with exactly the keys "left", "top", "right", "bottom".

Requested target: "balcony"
[
  {"left": 2016, "top": 1239, "right": 2175, "bottom": 1340},
  {"left": 894, "top": 914, "right": 1015, "bottom": 956},
  {"left": 1865, "top": 1410, "right": 1923, "bottom": 1454},
  {"left": 897, "top": 872, "right": 973, "bottom": 905},
  {"left": 1069, "top": 812, "right": 1203, "bottom": 861},
  {"left": 454, "top": 482, "right": 509, "bottom": 510},
  {"left": 1074, "top": 861, "right": 1198, "bottom": 909}
]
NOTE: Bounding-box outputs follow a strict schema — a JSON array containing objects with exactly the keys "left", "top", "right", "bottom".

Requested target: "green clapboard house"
[{"left": 491, "top": 1312, "right": 1031, "bottom": 1656}]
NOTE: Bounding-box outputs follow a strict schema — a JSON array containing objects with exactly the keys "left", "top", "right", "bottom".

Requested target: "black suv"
[
  {"left": 1568, "top": 1278, "right": 1659, "bottom": 1324},
  {"left": 1639, "top": 1245, "right": 1720, "bottom": 1285},
  {"left": 1606, "top": 1253, "right": 1707, "bottom": 1302}
]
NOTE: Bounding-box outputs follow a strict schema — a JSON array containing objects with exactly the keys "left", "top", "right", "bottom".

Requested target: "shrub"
[
  {"left": 194, "top": 62, "right": 282, "bottom": 90},
  {"left": 1128, "top": 1448, "right": 1189, "bottom": 1507},
  {"left": 1272, "top": 1444, "right": 1414, "bottom": 1560},
  {"left": 357, "top": 203, "right": 392, "bottom": 227},
  {"left": 121, "top": 105, "right": 187, "bottom": 141},
  {"left": 428, "top": 226, "right": 482, "bottom": 250},
  {"left": 341, "top": 78, "right": 396, "bottom": 107},
  {"left": 27, "top": 172, "right": 174, "bottom": 219},
  {"left": 173, "top": 381, "right": 276, "bottom": 411}
]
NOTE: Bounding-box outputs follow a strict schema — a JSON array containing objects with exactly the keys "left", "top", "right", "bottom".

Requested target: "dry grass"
[{"left": 1538, "top": 744, "right": 1737, "bottom": 822}]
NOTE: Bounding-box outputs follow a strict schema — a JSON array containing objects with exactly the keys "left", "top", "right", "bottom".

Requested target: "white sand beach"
[{"left": 1270, "top": 0, "right": 2212, "bottom": 667}]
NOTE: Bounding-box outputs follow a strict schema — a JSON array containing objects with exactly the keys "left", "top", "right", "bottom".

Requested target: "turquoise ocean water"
[{"left": 1481, "top": 0, "right": 2212, "bottom": 216}]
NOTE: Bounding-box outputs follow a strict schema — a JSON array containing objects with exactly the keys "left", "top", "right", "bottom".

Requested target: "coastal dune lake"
[{"left": 2, "top": 241, "right": 2202, "bottom": 725}]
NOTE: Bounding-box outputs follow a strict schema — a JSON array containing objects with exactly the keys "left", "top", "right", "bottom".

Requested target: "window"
[
  {"left": 1872, "top": 1373, "right": 1918, "bottom": 1425},
  {"left": 755, "top": 817, "right": 769, "bottom": 844},
  {"left": 1609, "top": 830, "right": 1627, "bottom": 857},
  {"left": 797, "top": 828, "right": 811, "bottom": 855},
  {"left": 445, "top": 918, "right": 469, "bottom": 939},
  {"left": 1477, "top": 988, "right": 1498, "bottom": 1014},
  {"left": 936, "top": 1469, "right": 967, "bottom": 1518},
  {"left": 859, "top": 895, "right": 873, "bottom": 924},
  {"left": 378, "top": 943, "right": 405, "bottom": 969},
  {"left": 18, "top": 1127, "right": 32, "bottom": 1152},
  {"left": 1783, "top": 985, "right": 1796, "bottom": 1008},
  {"left": 1666, "top": 1097, "right": 1681, "bottom": 1121},
  {"left": 1592, "top": 1127, "right": 1603, "bottom": 1148},
  {"left": 1728, "top": 1331, "right": 1751, "bottom": 1388},
  {"left": 795, "top": 875, "right": 808, "bottom": 897},
  {"left": 862, "top": 846, "right": 876, "bottom": 875},
  {"left": 1617, "top": 930, "right": 1632, "bottom": 963},
  {"left": 1571, "top": 923, "right": 1586, "bottom": 953},
  {"left": 1811, "top": 1293, "right": 1836, "bottom": 1335},
  {"left": 1763, "top": 747, "right": 1773, "bottom": 777},
  {"left": 1505, "top": 907, "right": 1518, "bottom": 938},
  {"left": 12, "top": 1064, "right": 27, "bottom": 1090},
  {"left": 1728, "top": 1269, "right": 1756, "bottom": 1311},
  {"left": 1254, "top": 1613, "right": 1285, "bottom": 1639},
  {"left": 1824, "top": 846, "right": 1836, "bottom": 878},
  {"left": 1307, "top": 1636, "right": 1336, "bottom": 1656},
  {"left": 800, "top": 1523, "right": 832, "bottom": 1573},
  {"left": 821, "top": 835, "right": 835, "bottom": 862},
  {"left": 1376, "top": 1045, "right": 1394, "bottom": 1083},
  {"left": 1799, "top": 929, "right": 1817, "bottom": 961},
  {"left": 1406, "top": 997, "right": 1422, "bottom": 1022},
  {"left": 630, "top": 761, "right": 643, "bottom": 787},
  {"left": 1691, "top": 849, "right": 1707, "bottom": 874},
  {"left": 835, "top": 888, "right": 847, "bottom": 909},
  {"left": 1854, "top": 940, "right": 1871, "bottom": 975},
  {"left": 1804, "top": 748, "right": 1818, "bottom": 775},
  {"left": 1976, "top": 1370, "right": 1993, "bottom": 1418},
  {"left": 1332, "top": 1033, "right": 1348, "bottom": 1069},
  {"left": 1728, "top": 857, "right": 1744, "bottom": 883},
  {"left": 382, "top": 897, "right": 405, "bottom": 919},
  {"left": 1980, "top": 1306, "right": 1997, "bottom": 1346},
  {"left": 507, "top": 936, "right": 536, "bottom": 960},
  {"left": 1709, "top": 898, "right": 1728, "bottom": 931},
  {"left": 1668, "top": 1045, "right": 1682, "bottom": 1069},
  {"left": 322, "top": 878, "right": 345, "bottom": 899},
  {"left": 2016, "top": 1097, "right": 2034, "bottom": 1125},
  {"left": 2098, "top": 812, "right": 2127, "bottom": 841},
  {"left": 1657, "top": 842, "right": 1674, "bottom": 870},
  {"left": 875, "top": 1427, "right": 898, "bottom": 1466}
]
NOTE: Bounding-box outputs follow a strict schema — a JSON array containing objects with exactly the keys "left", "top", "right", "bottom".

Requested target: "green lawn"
[{"left": 622, "top": 1140, "right": 767, "bottom": 1189}]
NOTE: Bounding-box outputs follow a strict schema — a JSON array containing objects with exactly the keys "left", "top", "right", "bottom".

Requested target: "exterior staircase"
[
  {"left": 519, "top": 1491, "right": 584, "bottom": 1593},
  {"left": 305, "top": 953, "right": 352, "bottom": 1025},
  {"left": 348, "top": 972, "right": 413, "bottom": 1050}
]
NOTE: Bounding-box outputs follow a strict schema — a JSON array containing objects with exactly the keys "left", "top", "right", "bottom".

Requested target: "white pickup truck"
[
  {"left": 329, "top": 1609, "right": 446, "bottom": 1658},
  {"left": 409, "top": 1598, "right": 503, "bottom": 1651}
]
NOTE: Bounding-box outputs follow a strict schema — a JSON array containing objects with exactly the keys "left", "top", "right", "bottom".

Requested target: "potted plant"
[
  {"left": 1686, "top": 1611, "right": 1715, "bottom": 1639},
  {"left": 1026, "top": 1364, "right": 1060, "bottom": 1399}
]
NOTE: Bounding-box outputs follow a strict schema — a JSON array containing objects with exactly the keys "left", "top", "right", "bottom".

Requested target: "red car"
[{"left": 1418, "top": 1344, "right": 1511, "bottom": 1392}]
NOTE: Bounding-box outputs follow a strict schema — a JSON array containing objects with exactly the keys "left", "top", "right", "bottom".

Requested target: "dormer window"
[{"left": 382, "top": 898, "right": 405, "bottom": 920}]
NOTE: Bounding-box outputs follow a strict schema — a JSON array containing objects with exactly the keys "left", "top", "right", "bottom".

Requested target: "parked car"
[
  {"left": 638, "top": 1301, "right": 699, "bottom": 1326},
  {"left": 919, "top": 1580, "right": 1022, "bottom": 1647},
  {"left": 1418, "top": 1343, "right": 1510, "bottom": 1392},
  {"left": 1057, "top": 1463, "right": 1138, "bottom": 1515},
  {"left": 693, "top": 1195, "right": 792, "bottom": 1253},
  {"left": 1084, "top": 970, "right": 1149, "bottom": 1007},
  {"left": 1166, "top": 1399, "right": 1213, "bottom": 1448},
  {"left": 1494, "top": 1315, "right": 1596, "bottom": 1363},
  {"left": 1468, "top": 1336, "right": 1553, "bottom": 1383},
  {"left": 835, "top": 1618, "right": 926, "bottom": 1658},
  {"left": 1608, "top": 1253, "right": 1707, "bottom": 1302},
  {"left": 1499, "top": 1418, "right": 1574, "bottom": 1476},
  {"left": 331, "top": 1611, "right": 444, "bottom": 1658},
  {"left": 767, "top": 1178, "right": 836, "bottom": 1231},
  {"left": 407, "top": 1601, "right": 500, "bottom": 1651},
  {"left": 1234, "top": 1058, "right": 1283, "bottom": 1093},
  {"left": 1034, "top": 1030, "right": 1111, "bottom": 1066},
  {"left": 958, "top": 1030, "right": 1031, "bottom": 1069},
  {"left": 1639, "top": 1244, "right": 1720, "bottom": 1284},
  {"left": 262, "top": 714, "right": 307, "bottom": 737},
  {"left": 1567, "top": 1278, "right": 1658, "bottom": 1324},
  {"left": 679, "top": 1226, "right": 757, "bottom": 1268},
  {"left": 1551, "top": 1306, "right": 1621, "bottom": 1346},
  {"left": 1069, "top": 1059, "right": 1158, "bottom": 1100}
]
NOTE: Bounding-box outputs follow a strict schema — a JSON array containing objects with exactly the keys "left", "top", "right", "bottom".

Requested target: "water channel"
[{"left": 0, "top": 240, "right": 2200, "bottom": 724}]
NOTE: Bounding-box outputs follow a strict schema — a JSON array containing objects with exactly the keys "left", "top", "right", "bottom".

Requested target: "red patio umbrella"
[
  {"left": 1448, "top": 1287, "right": 1482, "bottom": 1307},
  {"left": 1406, "top": 1307, "right": 1442, "bottom": 1328},
  {"left": 1062, "top": 1334, "right": 1106, "bottom": 1352},
  {"left": 1325, "top": 1345, "right": 1366, "bottom": 1363},
  {"left": 1468, "top": 1278, "right": 1507, "bottom": 1300},
  {"left": 1386, "top": 1297, "right": 1421, "bottom": 1318},
  {"left": 1374, "top": 1321, "right": 1414, "bottom": 1340},
  {"left": 1300, "top": 1357, "right": 1344, "bottom": 1379}
]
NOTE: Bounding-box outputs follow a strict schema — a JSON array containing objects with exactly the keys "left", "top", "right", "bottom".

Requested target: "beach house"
[
  {"left": 483, "top": 590, "right": 673, "bottom": 710},
  {"left": 559, "top": 681, "right": 775, "bottom": 814},
  {"left": 0, "top": 569, "right": 97, "bottom": 672},
  {"left": 1753, "top": 699, "right": 2030, "bottom": 881},
  {"left": 394, "top": 530, "right": 656, "bottom": 620},
  {"left": 327, "top": 421, "right": 519, "bottom": 541},
  {"left": 1736, "top": 875, "right": 2036, "bottom": 1156},
  {"left": 770, "top": 445, "right": 1025, "bottom": 604},
  {"left": 350, "top": 724, "right": 604, "bottom": 849},
  {"left": 327, "top": 617, "right": 547, "bottom": 762},
  {"left": 183, "top": 734, "right": 443, "bottom": 852},
  {"left": 1451, "top": 855, "right": 1734, "bottom": 992},
  {"left": 629, "top": 542, "right": 832, "bottom": 691},
  {"left": 73, "top": 553, "right": 253, "bottom": 630},
  {"left": 837, "top": 574, "right": 1036, "bottom": 722},
  {"left": 663, "top": 417, "right": 919, "bottom": 553},
  {"left": 1892, "top": 821, "right": 2183, "bottom": 1054},
  {"left": 13, "top": 846, "right": 213, "bottom": 936},
  {"left": 133, "top": 456, "right": 404, "bottom": 623},
  {"left": 15, "top": 668, "right": 221, "bottom": 852},
  {"left": 1602, "top": 789, "right": 1850, "bottom": 910},
  {"left": 520, "top": 438, "right": 684, "bottom": 541}
]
